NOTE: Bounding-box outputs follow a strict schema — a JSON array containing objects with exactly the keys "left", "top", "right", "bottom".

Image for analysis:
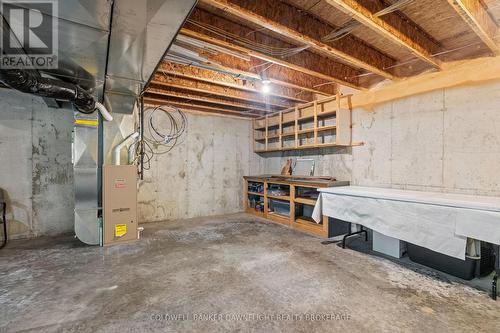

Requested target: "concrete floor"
[{"left": 1, "top": 214, "right": 499, "bottom": 332}]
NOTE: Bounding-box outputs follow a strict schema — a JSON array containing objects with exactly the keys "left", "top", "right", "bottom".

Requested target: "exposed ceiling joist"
[
  {"left": 446, "top": 0, "right": 499, "bottom": 55},
  {"left": 185, "top": 8, "right": 364, "bottom": 89},
  {"left": 158, "top": 63, "right": 310, "bottom": 103},
  {"left": 166, "top": 54, "right": 332, "bottom": 96},
  {"left": 181, "top": 28, "right": 361, "bottom": 90},
  {"left": 146, "top": 88, "right": 280, "bottom": 113},
  {"left": 199, "top": 0, "right": 396, "bottom": 79},
  {"left": 179, "top": 44, "right": 339, "bottom": 95},
  {"left": 324, "top": 0, "right": 442, "bottom": 69},
  {"left": 150, "top": 76, "right": 294, "bottom": 109},
  {"left": 144, "top": 97, "right": 261, "bottom": 118}
]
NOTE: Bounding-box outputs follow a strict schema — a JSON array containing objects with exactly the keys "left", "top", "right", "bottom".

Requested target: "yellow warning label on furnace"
[
  {"left": 115, "top": 224, "right": 127, "bottom": 237},
  {"left": 74, "top": 119, "right": 99, "bottom": 127}
]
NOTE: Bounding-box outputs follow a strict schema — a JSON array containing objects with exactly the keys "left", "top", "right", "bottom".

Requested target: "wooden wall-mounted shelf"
[{"left": 253, "top": 94, "right": 354, "bottom": 153}]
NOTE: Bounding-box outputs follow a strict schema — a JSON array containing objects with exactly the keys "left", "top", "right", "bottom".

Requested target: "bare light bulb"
[{"left": 261, "top": 80, "right": 271, "bottom": 94}]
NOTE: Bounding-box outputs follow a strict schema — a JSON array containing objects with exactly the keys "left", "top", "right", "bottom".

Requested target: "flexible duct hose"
[
  {"left": 0, "top": 69, "right": 95, "bottom": 113},
  {"left": 95, "top": 101, "right": 113, "bottom": 122},
  {"left": 40, "top": 59, "right": 96, "bottom": 91}
]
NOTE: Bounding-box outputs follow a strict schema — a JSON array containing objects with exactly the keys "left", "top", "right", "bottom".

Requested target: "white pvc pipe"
[
  {"left": 112, "top": 132, "right": 139, "bottom": 165},
  {"left": 95, "top": 101, "right": 113, "bottom": 121}
]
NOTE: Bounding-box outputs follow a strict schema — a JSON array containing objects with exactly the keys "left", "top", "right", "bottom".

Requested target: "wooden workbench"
[{"left": 244, "top": 175, "right": 349, "bottom": 237}]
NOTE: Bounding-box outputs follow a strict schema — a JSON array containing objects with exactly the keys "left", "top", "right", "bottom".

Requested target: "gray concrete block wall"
[
  {"left": 258, "top": 81, "right": 500, "bottom": 197},
  {"left": 0, "top": 89, "right": 74, "bottom": 239}
]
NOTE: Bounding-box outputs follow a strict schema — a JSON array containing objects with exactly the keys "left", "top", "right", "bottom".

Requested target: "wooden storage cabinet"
[
  {"left": 244, "top": 176, "right": 349, "bottom": 237},
  {"left": 253, "top": 94, "right": 354, "bottom": 153}
]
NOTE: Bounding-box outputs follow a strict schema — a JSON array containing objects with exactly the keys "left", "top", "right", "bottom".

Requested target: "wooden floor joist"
[
  {"left": 199, "top": 0, "right": 397, "bottom": 79},
  {"left": 159, "top": 62, "right": 310, "bottom": 103},
  {"left": 150, "top": 77, "right": 293, "bottom": 109},
  {"left": 182, "top": 46, "right": 340, "bottom": 96},
  {"left": 159, "top": 60, "right": 330, "bottom": 96},
  {"left": 446, "top": 0, "right": 499, "bottom": 55},
  {"left": 324, "top": 0, "right": 442, "bottom": 69},
  {"left": 146, "top": 88, "right": 280, "bottom": 113},
  {"left": 181, "top": 28, "right": 360, "bottom": 90},
  {"left": 185, "top": 8, "right": 364, "bottom": 89},
  {"left": 143, "top": 97, "right": 262, "bottom": 118}
]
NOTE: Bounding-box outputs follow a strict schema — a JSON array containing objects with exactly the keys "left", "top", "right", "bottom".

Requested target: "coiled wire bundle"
[{"left": 137, "top": 105, "right": 188, "bottom": 171}]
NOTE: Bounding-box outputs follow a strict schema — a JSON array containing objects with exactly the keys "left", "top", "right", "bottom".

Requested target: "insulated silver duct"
[
  {"left": 104, "top": 0, "right": 198, "bottom": 115},
  {"left": 1, "top": 0, "right": 197, "bottom": 245}
]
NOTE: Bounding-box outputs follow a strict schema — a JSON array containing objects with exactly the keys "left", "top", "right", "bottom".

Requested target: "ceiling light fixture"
[{"left": 261, "top": 79, "right": 271, "bottom": 94}]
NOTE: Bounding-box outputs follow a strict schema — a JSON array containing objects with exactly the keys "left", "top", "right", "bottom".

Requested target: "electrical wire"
[
  {"left": 187, "top": 19, "right": 309, "bottom": 58},
  {"left": 142, "top": 105, "right": 188, "bottom": 156}
]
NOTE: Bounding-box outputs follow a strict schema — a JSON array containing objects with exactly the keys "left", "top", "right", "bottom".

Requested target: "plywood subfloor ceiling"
[{"left": 145, "top": 0, "right": 500, "bottom": 118}]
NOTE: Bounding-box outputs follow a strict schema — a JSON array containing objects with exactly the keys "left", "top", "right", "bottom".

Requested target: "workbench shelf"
[
  {"left": 253, "top": 94, "right": 354, "bottom": 153},
  {"left": 244, "top": 176, "right": 349, "bottom": 237}
]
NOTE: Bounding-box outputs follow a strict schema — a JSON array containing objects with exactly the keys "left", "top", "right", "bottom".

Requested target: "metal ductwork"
[
  {"left": 104, "top": 0, "right": 198, "bottom": 115},
  {"left": 1, "top": 0, "right": 197, "bottom": 245}
]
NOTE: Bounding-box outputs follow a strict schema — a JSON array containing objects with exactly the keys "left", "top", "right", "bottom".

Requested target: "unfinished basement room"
[{"left": 2, "top": 0, "right": 500, "bottom": 332}]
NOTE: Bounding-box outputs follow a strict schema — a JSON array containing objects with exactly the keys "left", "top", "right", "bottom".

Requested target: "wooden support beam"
[
  {"left": 151, "top": 74, "right": 294, "bottom": 109},
  {"left": 144, "top": 97, "right": 261, "bottom": 118},
  {"left": 185, "top": 8, "right": 364, "bottom": 89},
  {"left": 159, "top": 61, "right": 310, "bottom": 103},
  {"left": 199, "top": 0, "right": 397, "bottom": 79},
  {"left": 146, "top": 88, "right": 279, "bottom": 113},
  {"left": 447, "top": 0, "right": 499, "bottom": 55},
  {"left": 324, "top": 0, "right": 441, "bottom": 68}
]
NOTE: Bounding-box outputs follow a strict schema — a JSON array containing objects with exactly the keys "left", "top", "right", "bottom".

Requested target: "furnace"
[{"left": 103, "top": 165, "right": 138, "bottom": 245}]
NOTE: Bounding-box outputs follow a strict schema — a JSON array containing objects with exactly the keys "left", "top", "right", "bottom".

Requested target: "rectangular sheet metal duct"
[{"left": 104, "top": 0, "right": 198, "bottom": 115}]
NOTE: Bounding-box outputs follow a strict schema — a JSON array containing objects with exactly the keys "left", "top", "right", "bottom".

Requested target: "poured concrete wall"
[
  {"left": 5, "top": 80, "right": 499, "bottom": 239},
  {"left": 138, "top": 113, "right": 254, "bottom": 222},
  {"left": 0, "top": 89, "right": 74, "bottom": 239},
  {"left": 256, "top": 81, "right": 500, "bottom": 196},
  {"left": 0, "top": 88, "right": 256, "bottom": 237}
]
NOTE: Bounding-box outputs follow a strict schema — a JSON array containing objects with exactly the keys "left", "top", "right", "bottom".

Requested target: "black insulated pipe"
[
  {"left": 0, "top": 68, "right": 96, "bottom": 113},
  {"left": 41, "top": 59, "right": 96, "bottom": 92}
]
